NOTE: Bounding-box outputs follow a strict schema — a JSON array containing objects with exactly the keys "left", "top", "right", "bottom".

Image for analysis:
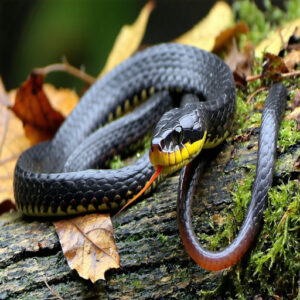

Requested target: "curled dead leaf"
[
  {"left": 283, "top": 49, "right": 300, "bottom": 71},
  {"left": 213, "top": 21, "right": 249, "bottom": 53},
  {"left": 225, "top": 39, "right": 254, "bottom": 87},
  {"left": 11, "top": 73, "right": 65, "bottom": 143},
  {"left": 10, "top": 74, "right": 78, "bottom": 145},
  {"left": 262, "top": 53, "right": 289, "bottom": 82},
  {"left": 54, "top": 214, "right": 120, "bottom": 282}
]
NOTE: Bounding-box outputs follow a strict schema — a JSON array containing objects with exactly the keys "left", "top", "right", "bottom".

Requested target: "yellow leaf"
[
  {"left": 0, "top": 78, "right": 78, "bottom": 205},
  {"left": 98, "top": 1, "right": 155, "bottom": 78},
  {"left": 255, "top": 19, "right": 300, "bottom": 57},
  {"left": 44, "top": 83, "right": 78, "bottom": 117},
  {"left": 54, "top": 214, "right": 120, "bottom": 282},
  {"left": 175, "top": 1, "right": 233, "bottom": 51},
  {"left": 0, "top": 80, "right": 30, "bottom": 204}
]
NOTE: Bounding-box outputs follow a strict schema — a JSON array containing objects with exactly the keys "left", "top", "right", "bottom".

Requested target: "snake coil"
[{"left": 14, "top": 43, "right": 287, "bottom": 271}]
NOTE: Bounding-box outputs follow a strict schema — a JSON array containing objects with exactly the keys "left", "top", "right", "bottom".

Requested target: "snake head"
[{"left": 149, "top": 103, "right": 207, "bottom": 174}]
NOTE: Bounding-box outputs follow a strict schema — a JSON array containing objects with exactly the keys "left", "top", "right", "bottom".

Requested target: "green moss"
[
  {"left": 278, "top": 119, "right": 300, "bottom": 151},
  {"left": 286, "top": 0, "right": 300, "bottom": 20},
  {"left": 233, "top": 0, "right": 271, "bottom": 45},
  {"left": 158, "top": 233, "right": 167, "bottom": 244},
  {"left": 233, "top": 0, "right": 300, "bottom": 45},
  {"left": 199, "top": 168, "right": 299, "bottom": 297},
  {"left": 231, "top": 180, "right": 299, "bottom": 297},
  {"left": 132, "top": 279, "right": 141, "bottom": 288},
  {"left": 109, "top": 155, "right": 125, "bottom": 170}
]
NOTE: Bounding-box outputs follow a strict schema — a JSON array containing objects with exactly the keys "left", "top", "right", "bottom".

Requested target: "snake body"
[
  {"left": 14, "top": 43, "right": 235, "bottom": 216},
  {"left": 14, "top": 43, "right": 286, "bottom": 271}
]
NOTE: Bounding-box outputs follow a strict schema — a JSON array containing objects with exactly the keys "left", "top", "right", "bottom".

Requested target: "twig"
[
  {"left": 247, "top": 69, "right": 300, "bottom": 82},
  {"left": 43, "top": 279, "right": 64, "bottom": 300},
  {"left": 246, "top": 73, "right": 263, "bottom": 82},
  {"left": 246, "top": 86, "right": 267, "bottom": 103},
  {"left": 278, "top": 27, "right": 286, "bottom": 50},
  {"left": 33, "top": 62, "right": 96, "bottom": 85},
  {"left": 281, "top": 69, "right": 300, "bottom": 78}
]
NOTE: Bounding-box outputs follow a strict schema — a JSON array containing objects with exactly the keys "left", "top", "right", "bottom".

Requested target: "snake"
[{"left": 13, "top": 43, "right": 287, "bottom": 271}]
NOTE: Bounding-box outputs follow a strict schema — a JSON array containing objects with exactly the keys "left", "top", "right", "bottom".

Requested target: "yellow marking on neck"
[
  {"left": 204, "top": 130, "right": 229, "bottom": 149},
  {"left": 149, "top": 131, "right": 207, "bottom": 174}
]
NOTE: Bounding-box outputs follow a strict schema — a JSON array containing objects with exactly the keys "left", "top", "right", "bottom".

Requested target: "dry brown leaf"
[
  {"left": 292, "top": 89, "right": 300, "bottom": 110},
  {"left": 0, "top": 78, "right": 78, "bottom": 205},
  {"left": 98, "top": 1, "right": 155, "bottom": 78},
  {"left": 10, "top": 76, "right": 78, "bottom": 145},
  {"left": 261, "top": 53, "right": 289, "bottom": 82},
  {"left": 213, "top": 21, "right": 249, "bottom": 53},
  {"left": 54, "top": 213, "right": 120, "bottom": 282},
  {"left": 175, "top": 1, "right": 233, "bottom": 51},
  {"left": 43, "top": 83, "right": 78, "bottom": 117},
  {"left": 11, "top": 74, "right": 65, "bottom": 144},
  {"left": 283, "top": 49, "right": 300, "bottom": 70},
  {"left": 23, "top": 83, "right": 79, "bottom": 145},
  {"left": 255, "top": 18, "right": 300, "bottom": 57},
  {"left": 225, "top": 40, "right": 254, "bottom": 87},
  {"left": 285, "top": 90, "right": 300, "bottom": 131},
  {"left": 0, "top": 79, "right": 30, "bottom": 205},
  {"left": 285, "top": 106, "right": 300, "bottom": 120}
]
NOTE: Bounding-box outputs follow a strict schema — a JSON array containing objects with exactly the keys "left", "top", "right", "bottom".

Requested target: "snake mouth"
[{"left": 149, "top": 131, "right": 207, "bottom": 174}]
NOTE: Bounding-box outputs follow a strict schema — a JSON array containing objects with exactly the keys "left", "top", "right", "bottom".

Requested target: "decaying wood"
[{"left": 0, "top": 130, "right": 299, "bottom": 299}]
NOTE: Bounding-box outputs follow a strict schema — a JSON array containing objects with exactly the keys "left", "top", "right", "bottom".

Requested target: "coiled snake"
[{"left": 14, "top": 43, "right": 287, "bottom": 270}]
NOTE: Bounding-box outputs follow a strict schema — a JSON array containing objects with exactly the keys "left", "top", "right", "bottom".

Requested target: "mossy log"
[{"left": 0, "top": 128, "right": 299, "bottom": 299}]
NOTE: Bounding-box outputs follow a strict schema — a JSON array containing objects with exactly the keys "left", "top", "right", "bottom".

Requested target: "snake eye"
[{"left": 173, "top": 126, "right": 183, "bottom": 145}]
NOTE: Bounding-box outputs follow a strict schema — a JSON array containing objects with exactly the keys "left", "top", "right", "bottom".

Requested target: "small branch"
[
  {"left": 278, "top": 27, "right": 286, "bottom": 50},
  {"left": 246, "top": 73, "right": 263, "bottom": 82},
  {"left": 281, "top": 69, "right": 300, "bottom": 78},
  {"left": 246, "top": 86, "right": 267, "bottom": 103},
  {"left": 43, "top": 279, "right": 64, "bottom": 300},
  {"left": 247, "top": 69, "right": 300, "bottom": 82},
  {"left": 33, "top": 62, "right": 96, "bottom": 85}
]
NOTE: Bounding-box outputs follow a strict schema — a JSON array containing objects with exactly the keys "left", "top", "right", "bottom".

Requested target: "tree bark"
[{"left": 0, "top": 130, "right": 299, "bottom": 299}]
